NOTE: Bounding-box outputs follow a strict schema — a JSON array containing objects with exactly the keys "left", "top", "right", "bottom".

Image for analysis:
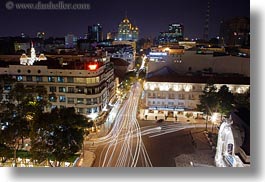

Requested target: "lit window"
[
  {"left": 49, "top": 95, "right": 57, "bottom": 102},
  {"left": 77, "top": 98, "right": 84, "bottom": 104},
  {"left": 57, "top": 76, "right": 64, "bottom": 83},
  {"left": 59, "top": 87, "right": 66, "bottom": 93},
  {"left": 17, "top": 76, "right": 23, "bottom": 82},
  {"left": 59, "top": 96, "right": 66, "bottom": 102},
  {"left": 48, "top": 76, "right": 55, "bottom": 82}
]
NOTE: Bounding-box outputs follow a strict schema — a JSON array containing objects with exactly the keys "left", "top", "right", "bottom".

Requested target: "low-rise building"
[{"left": 142, "top": 66, "right": 250, "bottom": 119}]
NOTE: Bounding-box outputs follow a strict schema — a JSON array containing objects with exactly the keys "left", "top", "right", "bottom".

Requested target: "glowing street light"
[{"left": 211, "top": 112, "right": 218, "bottom": 133}]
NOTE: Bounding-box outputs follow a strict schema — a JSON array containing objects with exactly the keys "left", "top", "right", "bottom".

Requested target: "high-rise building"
[
  {"left": 158, "top": 23, "right": 184, "bottom": 44},
  {"left": 117, "top": 17, "right": 139, "bottom": 41},
  {"left": 219, "top": 17, "right": 250, "bottom": 47},
  {"left": 87, "top": 24, "right": 103, "bottom": 42},
  {"left": 65, "top": 34, "right": 77, "bottom": 48},
  {"left": 0, "top": 52, "right": 115, "bottom": 118},
  {"left": 37, "top": 32, "right": 45, "bottom": 39}
]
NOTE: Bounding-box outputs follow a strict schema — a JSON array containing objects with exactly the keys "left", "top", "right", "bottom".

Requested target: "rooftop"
[{"left": 146, "top": 66, "right": 250, "bottom": 85}]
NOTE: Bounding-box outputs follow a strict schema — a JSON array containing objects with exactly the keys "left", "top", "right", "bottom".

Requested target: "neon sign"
[{"left": 87, "top": 63, "right": 98, "bottom": 71}]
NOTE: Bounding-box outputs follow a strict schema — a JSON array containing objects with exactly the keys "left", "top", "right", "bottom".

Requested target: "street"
[{"left": 81, "top": 81, "right": 214, "bottom": 167}]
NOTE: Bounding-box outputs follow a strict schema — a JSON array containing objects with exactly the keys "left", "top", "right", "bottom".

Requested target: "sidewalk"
[{"left": 78, "top": 150, "right": 96, "bottom": 167}]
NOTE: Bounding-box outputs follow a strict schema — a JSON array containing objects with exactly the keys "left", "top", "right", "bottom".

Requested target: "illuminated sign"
[
  {"left": 87, "top": 63, "right": 98, "bottom": 71},
  {"left": 149, "top": 52, "right": 167, "bottom": 56}
]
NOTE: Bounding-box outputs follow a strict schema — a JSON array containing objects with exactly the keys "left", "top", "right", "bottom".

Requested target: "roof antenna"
[{"left": 125, "top": 10, "right": 128, "bottom": 18}]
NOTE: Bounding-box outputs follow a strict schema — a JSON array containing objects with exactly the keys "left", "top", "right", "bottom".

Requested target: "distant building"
[
  {"left": 117, "top": 17, "right": 139, "bottom": 41},
  {"left": 44, "top": 37, "right": 65, "bottom": 53},
  {"left": 158, "top": 23, "right": 184, "bottom": 44},
  {"left": 36, "top": 32, "right": 45, "bottom": 39},
  {"left": 65, "top": 34, "right": 77, "bottom": 48},
  {"left": 147, "top": 48, "right": 250, "bottom": 77},
  {"left": 87, "top": 24, "right": 103, "bottom": 42},
  {"left": 14, "top": 42, "right": 30, "bottom": 53},
  {"left": 107, "top": 31, "right": 118, "bottom": 40},
  {"left": 219, "top": 17, "right": 250, "bottom": 47}
]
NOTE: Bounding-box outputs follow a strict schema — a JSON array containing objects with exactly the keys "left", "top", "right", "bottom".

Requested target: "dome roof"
[
  {"left": 39, "top": 54, "right": 47, "bottom": 60},
  {"left": 20, "top": 53, "right": 28, "bottom": 60},
  {"left": 122, "top": 18, "right": 130, "bottom": 23}
]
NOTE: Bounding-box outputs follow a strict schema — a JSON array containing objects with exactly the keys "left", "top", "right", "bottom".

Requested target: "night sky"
[{"left": 0, "top": 0, "right": 249, "bottom": 39}]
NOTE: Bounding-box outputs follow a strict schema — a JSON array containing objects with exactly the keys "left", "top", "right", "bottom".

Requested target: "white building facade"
[{"left": 142, "top": 78, "right": 249, "bottom": 119}]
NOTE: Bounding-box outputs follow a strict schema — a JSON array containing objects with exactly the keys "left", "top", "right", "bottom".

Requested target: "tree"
[
  {"left": 234, "top": 88, "right": 250, "bottom": 110},
  {"left": 30, "top": 107, "right": 87, "bottom": 167},
  {"left": 197, "top": 82, "right": 218, "bottom": 131},
  {"left": 217, "top": 85, "right": 234, "bottom": 119},
  {"left": 0, "top": 80, "right": 48, "bottom": 166}
]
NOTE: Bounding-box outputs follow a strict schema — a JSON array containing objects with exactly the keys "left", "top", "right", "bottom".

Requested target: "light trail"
[{"left": 92, "top": 82, "right": 152, "bottom": 167}]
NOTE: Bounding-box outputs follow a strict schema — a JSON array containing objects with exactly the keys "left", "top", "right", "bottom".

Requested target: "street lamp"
[{"left": 211, "top": 113, "right": 218, "bottom": 133}]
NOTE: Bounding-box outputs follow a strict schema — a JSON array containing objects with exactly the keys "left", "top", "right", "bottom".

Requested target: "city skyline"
[{"left": 0, "top": 0, "right": 249, "bottom": 39}]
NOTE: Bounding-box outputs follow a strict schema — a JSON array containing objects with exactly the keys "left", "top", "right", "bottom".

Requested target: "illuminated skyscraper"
[
  {"left": 117, "top": 17, "right": 139, "bottom": 41},
  {"left": 158, "top": 23, "right": 184, "bottom": 44}
]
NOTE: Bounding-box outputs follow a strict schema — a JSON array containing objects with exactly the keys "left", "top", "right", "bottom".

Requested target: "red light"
[{"left": 88, "top": 63, "right": 98, "bottom": 71}]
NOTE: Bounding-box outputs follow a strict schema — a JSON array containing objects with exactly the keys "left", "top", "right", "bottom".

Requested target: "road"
[
  {"left": 83, "top": 81, "right": 214, "bottom": 167},
  {"left": 90, "top": 82, "right": 152, "bottom": 167}
]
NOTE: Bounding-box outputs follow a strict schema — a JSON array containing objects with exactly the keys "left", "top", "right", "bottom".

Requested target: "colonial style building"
[
  {"left": 142, "top": 67, "right": 250, "bottom": 119},
  {"left": 0, "top": 51, "right": 115, "bottom": 119}
]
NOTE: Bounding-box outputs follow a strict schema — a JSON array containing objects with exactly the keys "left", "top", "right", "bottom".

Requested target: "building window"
[
  {"left": 48, "top": 76, "right": 55, "bottom": 82},
  {"left": 59, "top": 87, "right": 66, "bottom": 93},
  {"left": 4, "top": 84, "right": 11, "bottom": 91},
  {"left": 76, "top": 87, "right": 85, "bottom": 94},
  {"left": 77, "top": 98, "right": 84, "bottom": 104},
  {"left": 86, "top": 98, "right": 92, "bottom": 105},
  {"left": 67, "top": 98, "right": 75, "bottom": 104},
  {"left": 68, "top": 87, "right": 75, "bottom": 93},
  {"left": 49, "top": 86, "right": 56, "bottom": 92},
  {"left": 17, "top": 76, "right": 23, "bottom": 82},
  {"left": 26, "top": 76, "right": 33, "bottom": 82},
  {"left": 36, "top": 76, "right": 43, "bottom": 82},
  {"left": 87, "top": 108, "right": 92, "bottom": 114},
  {"left": 77, "top": 108, "right": 84, "bottom": 114},
  {"left": 36, "top": 96, "right": 43, "bottom": 101},
  {"left": 57, "top": 76, "right": 64, "bottom": 83},
  {"left": 67, "top": 77, "right": 74, "bottom": 83},
  {"left": 153, "top": 101, "right": 155, "bottom": 105},
  {"left": 49, "top": 94, "right": 57, "bottom": 102},
  {"left": 168, "top": 102, "right": 174, "bottom": 105},
  {"left": 59, "top": 96, "right": 66, "bottom": 102}
]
